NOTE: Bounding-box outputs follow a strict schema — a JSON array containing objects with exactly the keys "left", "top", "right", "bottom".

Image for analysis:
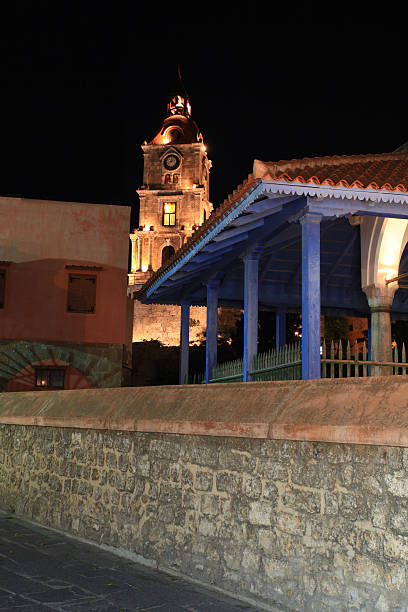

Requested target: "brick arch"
[
  {"left": 3, "top": 358, "right": 90, "bottom": 392},
  {"left": 0, "top": 341, "right": 121, "bottom": 391}
]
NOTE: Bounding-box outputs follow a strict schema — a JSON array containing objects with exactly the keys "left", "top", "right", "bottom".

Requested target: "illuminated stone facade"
[{"left": 128, "top": 92, "right": 213, "bottom": 345}]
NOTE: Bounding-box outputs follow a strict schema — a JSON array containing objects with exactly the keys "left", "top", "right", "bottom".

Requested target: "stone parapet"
[
  {"left": 2, "top": 378, "right": 408, "bottom": 447},
  {"left": 0, "top": 426, "right": 407, "bottom": 609},
  {"left": 2, "top": 379, "right": 408, "bottom": 609}
]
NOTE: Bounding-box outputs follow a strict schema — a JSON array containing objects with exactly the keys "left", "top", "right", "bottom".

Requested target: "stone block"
[
  {"left": 384, "top": 470, "right": 408, "bottom": 498},
  {"left": 243, "top": 475, "right": 262, "bottom": 499},
  {"left": 200, "top": 494, "right": 221, "bottom": 516},
  {"left": 215, "top": 472, "right": 242, "bottom": 494},
  {"left": 383, "top": 533, "right": 408, "bottom": 563},
  {"left": 257, "top": 458, "right": 288, "bottom": 481},
  {"left": 276, "top": 512, "right": 305, "bottom": 536},
  {"left": 248, "top": 501, "right": 272, "bottom": 526},
  {"left": 281, "top": 487, "right": 321, "bottom": 515},
  {"left": 195, "top": 470, "right": 213, "bottom": 491}
]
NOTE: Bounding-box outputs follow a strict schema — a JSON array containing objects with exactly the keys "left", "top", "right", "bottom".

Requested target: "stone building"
[{"left": 128, "top": 90, "right": 214, "bottom": 345}]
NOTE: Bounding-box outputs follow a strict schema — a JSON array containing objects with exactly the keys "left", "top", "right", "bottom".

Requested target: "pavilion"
[{"left": 134, "top": 148, "right": 408, "bottom": 384}]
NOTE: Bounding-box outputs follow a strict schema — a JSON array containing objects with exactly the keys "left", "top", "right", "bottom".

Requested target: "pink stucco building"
[{"left": 0, "top": 197, "right": 131, "bottom": 391}]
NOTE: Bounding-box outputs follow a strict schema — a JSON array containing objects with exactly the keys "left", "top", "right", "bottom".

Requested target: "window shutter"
[
  {"left": 0, "top": 270, "right": 5, "bottom": 308},
  {"left": 67, "top": 275, "right": 96, "bottom": 313}
]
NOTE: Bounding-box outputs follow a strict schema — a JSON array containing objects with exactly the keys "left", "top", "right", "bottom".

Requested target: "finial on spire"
[
  {"left": 177, "top": 66, "right": 189, "bottom": 100},
  {"left": 166, "top": 67, "right": 191, "bottom": 118}
]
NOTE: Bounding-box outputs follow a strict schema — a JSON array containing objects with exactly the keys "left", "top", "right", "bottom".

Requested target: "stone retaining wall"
[{"left": 1, "top": 380, "right": 408, "bottom": 610}]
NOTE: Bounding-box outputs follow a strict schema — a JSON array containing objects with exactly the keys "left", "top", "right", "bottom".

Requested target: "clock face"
[{"left": 164, "top": 154, "right": 180, "bottom": 170}]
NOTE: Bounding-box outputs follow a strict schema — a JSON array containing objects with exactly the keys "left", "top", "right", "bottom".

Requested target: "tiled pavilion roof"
[
  {"left": 254, "top": 151, "right": 408, "bottom": 192},
  {"left": 135, "top": 150, "right": 408, "bottom": 300}
]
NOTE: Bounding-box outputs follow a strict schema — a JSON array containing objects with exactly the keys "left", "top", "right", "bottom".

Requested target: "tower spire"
[
  {"left": 167, "top": 67, "right": 191, "bottom": 118},
  {"left": 177, "top": 66, "right": 189, "bottom": 104}
]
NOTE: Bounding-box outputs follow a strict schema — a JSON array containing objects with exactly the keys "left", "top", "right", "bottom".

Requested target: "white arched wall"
[
  {"left": 361, "top": 216, "right": 408, "bottom": 288},
  {"left": 358, "top": 215, "right": 408, "bottom": 368},
  {"left": 377, "top": 219, "right": 408, "bottom": 284}
]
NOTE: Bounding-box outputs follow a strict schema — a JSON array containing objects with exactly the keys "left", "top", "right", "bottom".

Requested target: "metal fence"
[
  {"left": 321, "top": 340, "right": 408, "bottom": 378},
  {"left": 188, "top": 339, "right": 408, "bottom": 384}
]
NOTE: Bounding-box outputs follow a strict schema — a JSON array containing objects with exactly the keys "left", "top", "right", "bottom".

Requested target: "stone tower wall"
[
  {"left": 129, "top": 99, "right": 213, "bottom": 346},
  {"left": 132, "top": 302, "right": 207, "bottom": 346}
]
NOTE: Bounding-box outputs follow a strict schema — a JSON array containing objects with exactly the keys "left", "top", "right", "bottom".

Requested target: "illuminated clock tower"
[{"left": 128, "top": 90, "right": 213, "bottom": 291}]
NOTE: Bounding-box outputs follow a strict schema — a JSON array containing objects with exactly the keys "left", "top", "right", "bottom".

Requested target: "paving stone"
[{"left": 0, "top": 513, "right": 262, "bottom": 611}]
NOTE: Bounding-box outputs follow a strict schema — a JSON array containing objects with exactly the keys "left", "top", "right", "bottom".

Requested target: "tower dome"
[{"left": 148, "top": 89, "right": 203, "bottom": 145}]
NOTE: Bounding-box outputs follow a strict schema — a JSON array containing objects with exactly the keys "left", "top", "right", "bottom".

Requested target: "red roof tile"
[{"left": 254, "top": 151, "right": 408, "bottom": 192}]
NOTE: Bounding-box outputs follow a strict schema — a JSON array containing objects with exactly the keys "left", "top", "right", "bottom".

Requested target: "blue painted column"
[
  {"left": 205, "top": 280, "right": 220, "bottom": 384},
  {"left": 276, "top": 309, "right": 286, "bottom": 350},
  {"left": 301, "top": 212, "right": 322, "bottom": 379},
  {"left": 243, "top": 246, "right": 263, "bottom": 382},
  {"left": 179, "top": 301, "right": 190, "bottom": 385}
]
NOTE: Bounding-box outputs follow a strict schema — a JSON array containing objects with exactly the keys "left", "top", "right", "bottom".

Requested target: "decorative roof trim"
[{"left": 261, "top": 180, "right": 408, "bottom": 205}]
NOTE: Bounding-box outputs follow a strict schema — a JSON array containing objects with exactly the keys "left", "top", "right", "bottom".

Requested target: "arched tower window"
[{"left": 162, "top": 245, "right": 175, "bottom": 266}]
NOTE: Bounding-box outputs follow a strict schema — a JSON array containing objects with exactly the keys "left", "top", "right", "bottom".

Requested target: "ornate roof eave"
[
  {"left": 136, "top": 177, "right": 408, "bottom": 304},
  {"left": 261, "top": 180, "right": 408, "bottom": 205}
]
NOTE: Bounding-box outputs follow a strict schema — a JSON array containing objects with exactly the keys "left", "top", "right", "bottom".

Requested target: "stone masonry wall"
[
  {"left": 132, "top": 302, "right": 208, "bottom": 345},
  {"left": 132, "top": 303, "right": 242, "bottom": 346},
  {"left": 1, "top": 425, "right": 408, "bottom": 610}
]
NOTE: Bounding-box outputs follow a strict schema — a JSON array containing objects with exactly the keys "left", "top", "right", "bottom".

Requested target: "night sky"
[{"left": 1, "top": 8, "right": 406, "bottom": 232}]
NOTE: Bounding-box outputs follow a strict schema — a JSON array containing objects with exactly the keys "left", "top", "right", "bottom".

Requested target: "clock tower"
[
  {"left": 127, "top": 88, "right": 213, "bottom": 345},
  {"left": 128, "top": 89, "right": 213, "bottom": 290}
]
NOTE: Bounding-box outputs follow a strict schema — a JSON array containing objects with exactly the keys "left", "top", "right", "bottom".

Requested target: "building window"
[
  {"left": 35, "top": 367, "right": 66, "bottom": 389},
  {"left": 67, "top": 274, "right": 96, "bottom": 313},
  {"left": 0, "top": 269, "right": 5, "bottom": 308},
  {"left": 163, "top": 173, "right": 179, "bottom": 185},
  {"left": 163, "top": 202, "right": 176, "bottom": 226}
]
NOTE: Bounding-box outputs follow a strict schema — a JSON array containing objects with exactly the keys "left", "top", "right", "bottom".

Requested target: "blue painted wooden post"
[
  {"left": 243, "top": 246, "right": 263, "bottom": 382},
  {"left": 179, "top": 301, "right": 190, "bottom": 385},
  {"left": 301, "top": 212, "right": 322, "bottom": 379},
  {"left": 205, "top": 280, "right": 220, "bottom": 384},
  {"left": 276, "top": 309, "right": 286, "bottom": 350}
]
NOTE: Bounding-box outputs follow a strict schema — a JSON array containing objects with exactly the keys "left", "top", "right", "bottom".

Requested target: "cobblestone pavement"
[{"left": 0, "top": 512, "right": 264, "bottom": 611}]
